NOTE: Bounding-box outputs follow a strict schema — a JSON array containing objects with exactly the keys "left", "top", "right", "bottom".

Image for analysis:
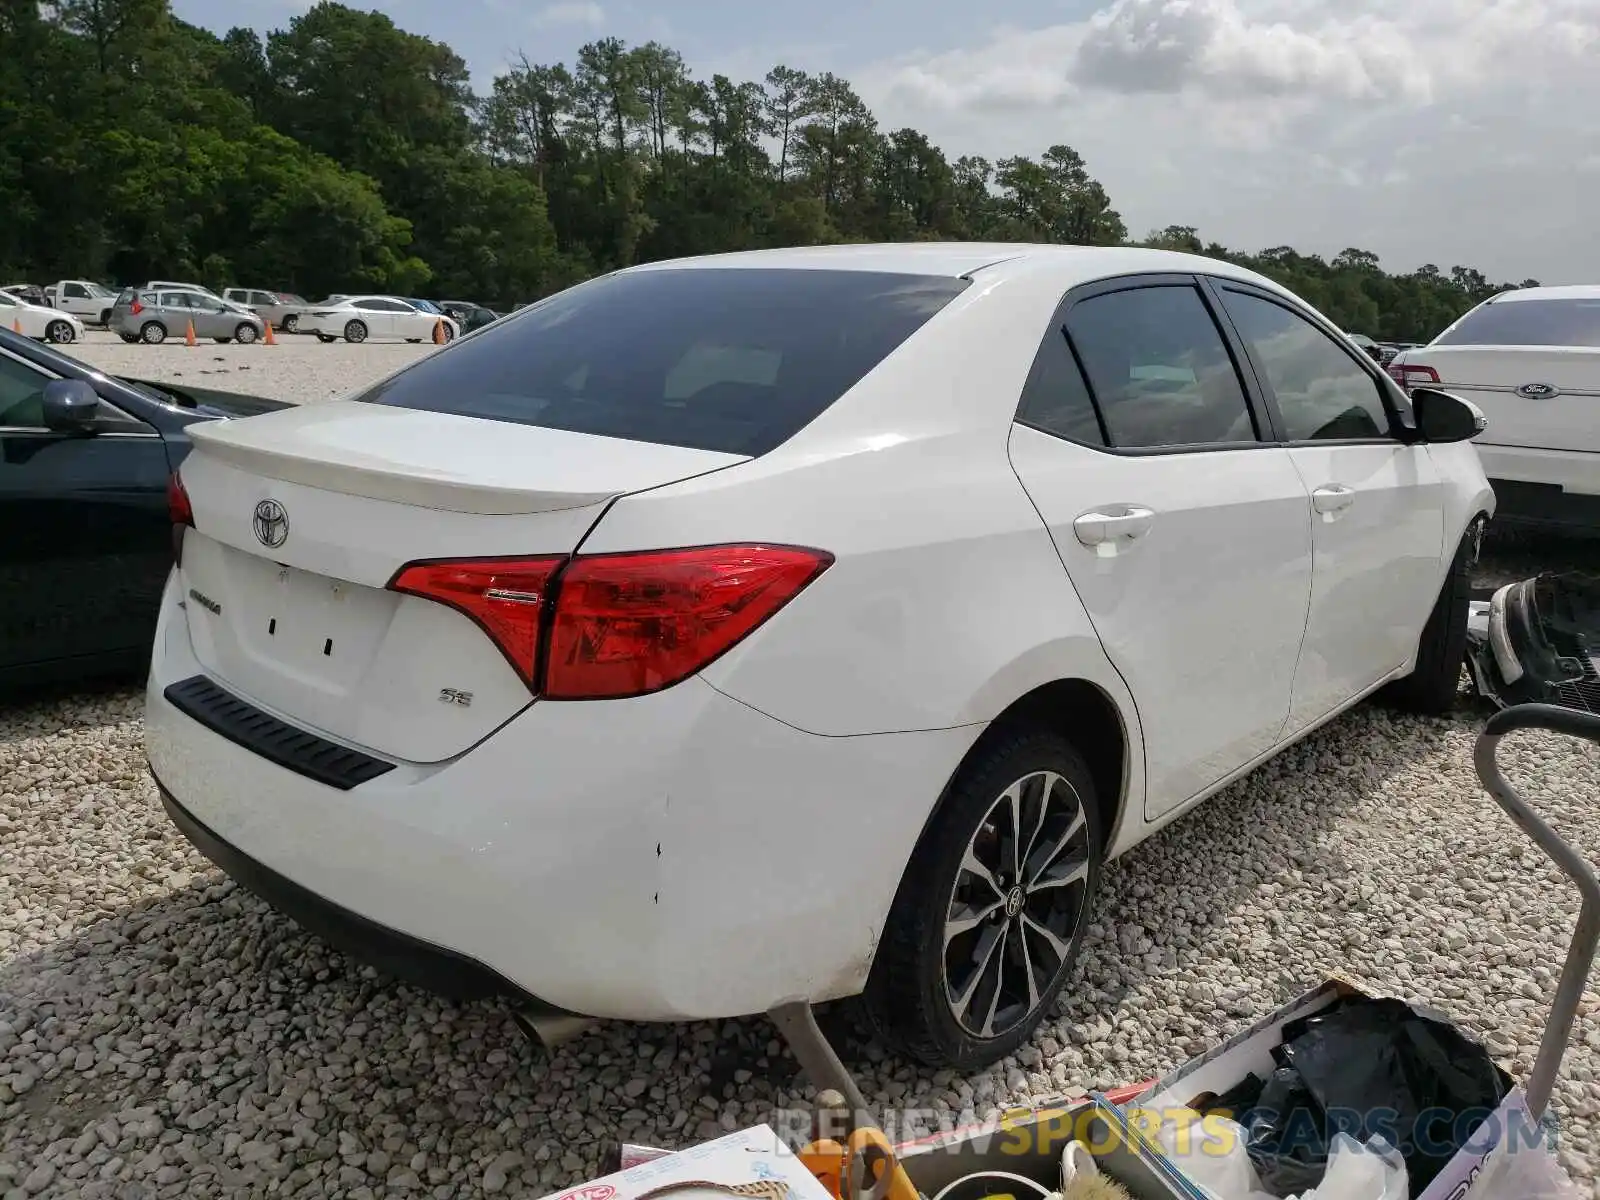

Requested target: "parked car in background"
[
  {"left": 1389, "top": 285, "right": 1599, "bottom": 534},
  {"left": 438, "top": 300, "right": 500, "bottom": 333},
  {"left": 111, "top": 288, "right": 267, "bottom": 345},
  {"left": 146, "top": 243, "right": 1493, "bottom": 1070},
  {"left": 1344, "top": 331, "right": 1386, "bottom": 363},
  {"left": 223, "top": 288, "right": 312, "bottom": 332},
  {"left": 46, "top": 280, "right": 119, "bottom": 325},
  {"left": 1, "top": 284, "right": 50, "bottom": 307},
  {"left": 301, "top": 295, "right": 459, "bottom": 344},
  {"left": 408, "top": 298, "right": 444, "bottom": 315},
  {"left": 0, "top": 326, "right": 290, "bottom": 692},
  {"left": 0, "top": 290, "right": 84, "bottom": 343}
]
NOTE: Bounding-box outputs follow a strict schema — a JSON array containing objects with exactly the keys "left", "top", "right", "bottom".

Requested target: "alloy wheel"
[{"left": 943, "top": 770, "right": 1092, "bottom": 1039}]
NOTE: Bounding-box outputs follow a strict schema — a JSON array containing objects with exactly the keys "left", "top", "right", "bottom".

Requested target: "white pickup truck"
[
  {"left": 1390, "top": 284, "right": 1600, "bottom": 535},
  {"left": 44, "top": 280, "right": 120, "bottom": 325}
]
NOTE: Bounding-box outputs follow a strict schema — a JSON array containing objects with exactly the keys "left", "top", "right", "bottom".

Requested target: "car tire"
[
  {"left": 863, "top": 726, "right": 1102, "bottom": 1070},
  {"left": 45, "top": 320, "right": 75, "bottom": 344},
  {"left": 140, "top": 321, "right": 167, "bottom": 345},
  {"left": 99, "top": 309, "right": 113, "bottom": 326},
  {"left": 344, "top": 320, "right": 367, "bottom": 344},
  {"left": 213, "top": 337, "right": 231, "bottom": 344},
  {"left": 283, "top": 314, "right": 299, "bottom": 333},
  {"left": 235, "top": 323, "right": 259, "bottom": 344},
  {"left": 1382, "top": 521, "right": 1479, "bottom": 715}
]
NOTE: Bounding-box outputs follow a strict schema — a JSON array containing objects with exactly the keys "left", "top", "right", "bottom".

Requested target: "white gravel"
[
  {"left": 4, "top": 335, "right": 1600, "bottom": 1198},
  {"left": 60, "top": 329, "right": 440, "bottom": 407}
]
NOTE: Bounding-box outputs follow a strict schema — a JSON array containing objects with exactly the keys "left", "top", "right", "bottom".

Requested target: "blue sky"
[{"left": 171, "top": 0, "right": 1600, "bottom": 284}]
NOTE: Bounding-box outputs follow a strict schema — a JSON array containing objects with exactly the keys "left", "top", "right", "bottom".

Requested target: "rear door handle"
[
  {"left": 1073, "top": 505, "right": 1156, "bottom": 556},
  {"left": 1311, "top": 484, "right": 1355, "bottom": 517}
]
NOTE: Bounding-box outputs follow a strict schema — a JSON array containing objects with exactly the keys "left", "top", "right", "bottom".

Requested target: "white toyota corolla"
[{"left": 146, "top": 243, "right": 1494, "bottom": 1068}]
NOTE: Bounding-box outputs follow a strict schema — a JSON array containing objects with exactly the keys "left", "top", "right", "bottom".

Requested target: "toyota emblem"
[{"left": 252, "top": 499, "right": 289, "bottom": 548}]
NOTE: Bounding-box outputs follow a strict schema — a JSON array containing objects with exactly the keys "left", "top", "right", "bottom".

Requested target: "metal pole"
[
  {"left": 1474, "top": 703, "right": 1600, "bottom": 1121},
  {"left": 768, "top": 1000, "right": 873, "bottom": 1130}
]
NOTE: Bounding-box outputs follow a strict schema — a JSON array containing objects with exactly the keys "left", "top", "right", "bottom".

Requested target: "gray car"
[
  {"left": 111, "top": 288, "right": 266, "bottom": 345},
  {"left": 223, "top": 288, "right": 312, "bottom": 332}
]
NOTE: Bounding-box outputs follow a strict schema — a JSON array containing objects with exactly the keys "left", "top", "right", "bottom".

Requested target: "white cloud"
[
  {"left": 853, "top": 0, "right": 1600, "bottom": 282},
  {"left": 531, "top": 1, "right": 605, "bottom": 27}
]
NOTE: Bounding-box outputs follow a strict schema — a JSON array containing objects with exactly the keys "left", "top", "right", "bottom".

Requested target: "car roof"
[
  {"left": 617, "top": 241, "right": 1295, "bottom": 295},
  {"left": 1481, "top": 284, "right": 1600, "bottom": 303}
]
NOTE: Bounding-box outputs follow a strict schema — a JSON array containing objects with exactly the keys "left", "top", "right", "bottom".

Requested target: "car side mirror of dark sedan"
[
  {"left": 42, "top": 379, "right": 101, "bottom": 433},
  {"left": 1412, "top": 387, "right": 1486, "bottom": 443}
]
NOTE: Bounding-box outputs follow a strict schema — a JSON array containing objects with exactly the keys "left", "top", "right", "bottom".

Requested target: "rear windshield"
[
  {"left": 350, "top": 268, "right": 970, "bottom": 456},
  {"left": 1435, "top": 298, "right": 1600, "bottom": 348}
]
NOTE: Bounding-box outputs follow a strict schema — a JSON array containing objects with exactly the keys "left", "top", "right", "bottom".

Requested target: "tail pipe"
[{"left": 511, "top": 1003, "right": 599, "bottom": 1051}]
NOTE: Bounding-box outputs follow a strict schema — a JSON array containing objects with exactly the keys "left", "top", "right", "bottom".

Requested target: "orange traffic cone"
[
  {"left": 431, "top": 316, "right": 446, "bottom": 345},
  {"left": 10, "top": 318, "right": 19, "bottom": 334},
  {"left": 184, "top": 320, "right": 197, "bottom": 347},
  {"left": 263, "top": 321, "right": 276, "bottom": 346}
]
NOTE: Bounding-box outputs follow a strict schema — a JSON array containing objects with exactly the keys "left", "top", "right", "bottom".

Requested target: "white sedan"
[
  {"left": 146, "top": 243, "right": 1492, "bottom": 1069},
  {"left": 1390, "top": 284, "right": 1600, "bottom": 534},
  {"left": 0, "top": 290, "right": 84, "bottom": 344},
  {"left": 300, "top": 295, "right": 459, "bottom": 344}
]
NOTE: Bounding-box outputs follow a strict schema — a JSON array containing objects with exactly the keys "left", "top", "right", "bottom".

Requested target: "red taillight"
[
  {"left": 387, "top": 544, "right": 833, "bottom": 699},
  {"left": 389, "top": 556, "right": 567, "bottom": 685},
  {"left": 168, "top": 472, "right": 193, "bottom": 565},
  {"left": 544, "top": 545, "right": 833, "bottom": 700},
  {"left": 130, "top": 299, "right": 143, "bottom": 315},
  {"left": 1393, "top": 363, "right": 1440, "bottom": 392}
]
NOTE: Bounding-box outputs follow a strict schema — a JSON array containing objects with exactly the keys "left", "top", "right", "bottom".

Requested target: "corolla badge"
[
  {"left": 252, "top": 498, "right": 289, "bottom": 548},
  {"left": 1515, "top": 382, "right": 1560, "bottom": 399}
]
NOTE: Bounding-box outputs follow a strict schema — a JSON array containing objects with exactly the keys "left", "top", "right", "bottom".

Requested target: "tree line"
[{"left": 0, "top": 0, "right": 1538, "bottom": 340}]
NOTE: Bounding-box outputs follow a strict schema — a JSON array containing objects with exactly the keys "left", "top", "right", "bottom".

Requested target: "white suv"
[
  {"left": 146, "top": 244, "right": 1493, "bottom": 1069},
  {"left": 1390, "top": 285, "right": 1600, "bottom": 533}
]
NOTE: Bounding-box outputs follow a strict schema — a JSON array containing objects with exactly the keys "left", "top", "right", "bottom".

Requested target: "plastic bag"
[
  {"left": 1461, "top": 1139, "right": 1584, "bottom": 1200},
  {"left": 1284, "top": 1135, "right": 1407, "bottom": 1200},
  {"left": 1156, "top": 1117, "right": 1407, "bottom": 1200}
]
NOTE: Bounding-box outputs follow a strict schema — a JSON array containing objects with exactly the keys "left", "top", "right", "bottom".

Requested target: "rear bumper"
[
  {"left": 1478, "top": 445, "right": 1599, "bottom": 534},
  {"left": 144, "top": 571, "right": 977, "bottom": 1021},
  {"left": 155, "top": 772, "right": 556, "bottom": 1007}
]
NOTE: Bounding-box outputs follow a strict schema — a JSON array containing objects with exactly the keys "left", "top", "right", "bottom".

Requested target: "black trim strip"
[{"left": 163, "top": 674, "right": 395, "bottom": 790}]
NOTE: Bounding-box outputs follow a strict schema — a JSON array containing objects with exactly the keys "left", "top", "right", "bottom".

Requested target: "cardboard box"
[
  {"left": 1127, "top": 977, "right": 1551, "bottom": 1200},
  {"left": 534, "top": 1126, "right": 838, "bottom": 1200}
]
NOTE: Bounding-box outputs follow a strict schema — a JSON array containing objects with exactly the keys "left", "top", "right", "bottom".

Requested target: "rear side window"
[
  {"left": 1436, "top": 298, "right": 1600, "bottom": 347},
  {"left": 1065, "top": 285, "right": 1258, "bottom": 449},
  {"left": 352, "top": 268, "right": 970, "bottom": 456}
]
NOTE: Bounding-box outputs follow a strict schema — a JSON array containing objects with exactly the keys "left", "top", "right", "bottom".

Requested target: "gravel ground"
[
  {"left": 3, "top": 333, "right": 1599, "bottom": 1198},
  {"left": 60, "top": 329, "right": 440, "bottom": 407},
  {"left": 4, "top": 687, "right": 1600, "bottom": 1198}
]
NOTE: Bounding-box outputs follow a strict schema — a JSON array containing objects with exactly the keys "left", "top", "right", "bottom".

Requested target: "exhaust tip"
[{"left": 512, "top": 1006, "right": 599, "bottom": 1051}]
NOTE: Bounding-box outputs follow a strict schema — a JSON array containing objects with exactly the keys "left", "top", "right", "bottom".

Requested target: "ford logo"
[{"left": 1515, "top": 382, "right": 1560, "bottom": 399}]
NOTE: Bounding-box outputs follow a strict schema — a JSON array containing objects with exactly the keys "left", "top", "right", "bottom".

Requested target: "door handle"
[
  {"left": 1073, "top": 505, "right": 1155, "bottom": 556},
  {"left": 1311, "top": 484, "right": 1355, "bottom": 516}
]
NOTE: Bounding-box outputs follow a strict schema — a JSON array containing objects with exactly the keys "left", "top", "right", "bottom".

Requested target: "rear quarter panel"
[{"left": 579, "top": 266, "right": 1148, "bottom": 834}]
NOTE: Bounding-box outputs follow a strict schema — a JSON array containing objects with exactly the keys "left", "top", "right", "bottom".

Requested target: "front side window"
[
  {"left": 1065, "top": 285, "right": 1257, "bottom": 449},
  {"left": 65, "top": 284, "right": 88, "bottom": 299},
  {"left": 0, "top": 353, "right": 52, "bottom": 428},
  {"left": 352, "top": 268, "right": 970, "bottom": 457},
  {"left": 1222, "top": 290, "right": 1392, "bottom": 442}
]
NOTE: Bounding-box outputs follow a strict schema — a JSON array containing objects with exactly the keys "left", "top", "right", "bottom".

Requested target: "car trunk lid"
[
  {"left": 1394, "top": 345, "right": 1600, "bottom": 455},
  {"left": 176, "top": 403, "right": 747, "bottom": 762}
]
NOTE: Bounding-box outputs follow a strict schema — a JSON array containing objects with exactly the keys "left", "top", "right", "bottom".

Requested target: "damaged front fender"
[{"left": 1466, "top": 572, "right": 1600, "bottom": 713}]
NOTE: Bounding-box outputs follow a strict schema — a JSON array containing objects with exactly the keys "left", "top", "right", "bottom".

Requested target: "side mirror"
[
  {"left": 41, "top": 379, "right": 101, "bottom": 433},
  {"left": 1412, "top": 387, "right": 1486, "bottom": 444}
]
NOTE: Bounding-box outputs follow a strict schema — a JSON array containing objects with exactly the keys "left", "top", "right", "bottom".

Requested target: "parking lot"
[{"left": 3, "top": 334, "right": 1600, "bottom": 1199}]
